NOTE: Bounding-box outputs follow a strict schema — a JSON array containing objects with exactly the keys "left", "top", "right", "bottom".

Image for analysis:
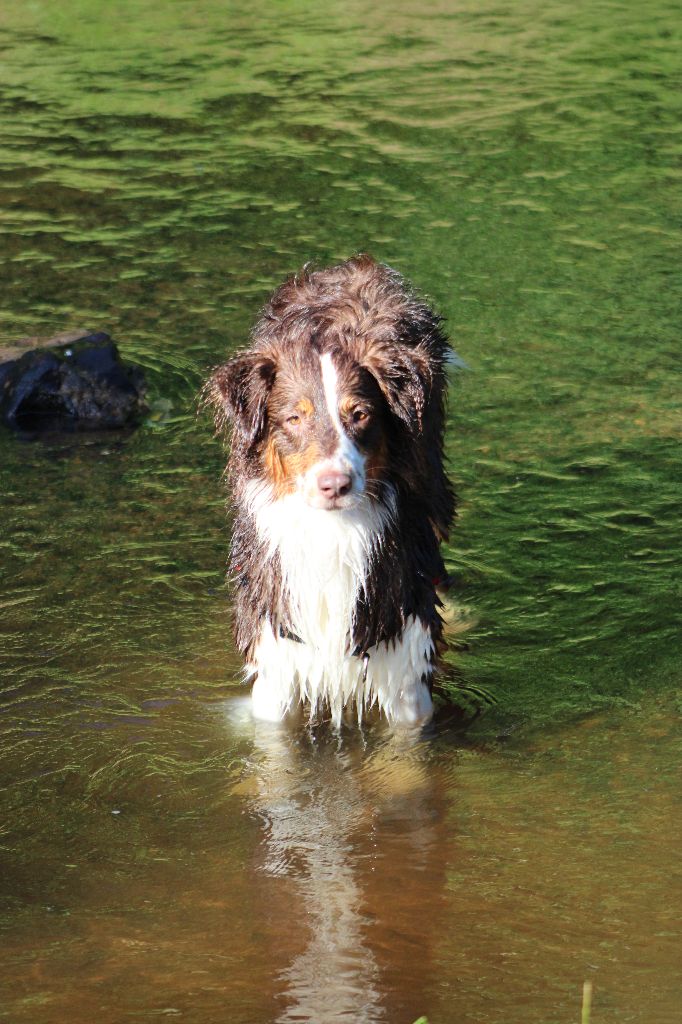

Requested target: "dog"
[{"left": 206, "top": 255, "right": 455, "bottom": 726}]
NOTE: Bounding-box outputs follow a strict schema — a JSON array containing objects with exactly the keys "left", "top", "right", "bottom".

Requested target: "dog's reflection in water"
[{"left": 237, "top": 713, "right": 444, "bottom": 1024}]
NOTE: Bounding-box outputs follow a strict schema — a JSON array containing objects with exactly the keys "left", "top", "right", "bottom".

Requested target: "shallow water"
[
  {"left": 2, "top": 704, "right": 682, "bottom": 1023},
  {"left": 0, "top": 1, "right": 680, "bottom": 1021}
]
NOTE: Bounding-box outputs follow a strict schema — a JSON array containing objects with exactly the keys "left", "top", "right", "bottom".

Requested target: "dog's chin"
[{"left": 304, "top": 492, "right": 362, "bottom": 512}]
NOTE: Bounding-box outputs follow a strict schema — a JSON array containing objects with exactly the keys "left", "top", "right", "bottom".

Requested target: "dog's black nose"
[{"left": 317, "top": 471, "right": 352, "bottom": 499}]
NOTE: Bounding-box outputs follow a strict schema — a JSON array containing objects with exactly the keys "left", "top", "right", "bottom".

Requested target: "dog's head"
[{"left": 205, "top": 256, "right": 449, "bottom": 511}]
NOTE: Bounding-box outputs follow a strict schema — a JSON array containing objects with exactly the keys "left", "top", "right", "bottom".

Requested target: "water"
[{"left": 0, "top": 1, "right": 680, "bottom": 1020}]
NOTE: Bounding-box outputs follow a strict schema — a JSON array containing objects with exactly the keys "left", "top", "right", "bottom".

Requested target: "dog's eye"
[
  {"left": 352, "top": 408, "right": 370, "bottom": 424},
  {"left": 286, "top": 414, "right": 301, "bottom": 426}
]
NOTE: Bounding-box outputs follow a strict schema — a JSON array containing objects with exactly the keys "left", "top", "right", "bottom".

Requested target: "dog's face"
[
  {"left": 210, "top": 345, "right": 390, "bottom": 509},
  {"left": 265, "top": 349, "right": 390, "bottom": 509},
  {"left": 206, "top": 256, "right": 444, "bottom": 513}
]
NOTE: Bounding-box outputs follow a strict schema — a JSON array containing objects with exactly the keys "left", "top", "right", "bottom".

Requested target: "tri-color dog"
[{"left": 206, "top": 255, "right": 455, "bottom": 726}]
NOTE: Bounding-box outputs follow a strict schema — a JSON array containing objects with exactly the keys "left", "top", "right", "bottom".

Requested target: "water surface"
[{"left": 0, "top": 1, "right": 680, "bottom": 1021}]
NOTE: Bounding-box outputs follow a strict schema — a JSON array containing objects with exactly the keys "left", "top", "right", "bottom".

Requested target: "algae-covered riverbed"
[{"left": 0, "top": 1, "right": 680, "bottom": 1021}]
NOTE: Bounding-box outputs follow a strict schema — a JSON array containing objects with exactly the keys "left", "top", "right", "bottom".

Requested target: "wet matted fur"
[{"left": 205, "top": 255, "right": 456, "bottom": 726}]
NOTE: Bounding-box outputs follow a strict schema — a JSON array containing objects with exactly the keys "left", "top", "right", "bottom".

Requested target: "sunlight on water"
[{"left": 0, "top": 0, "right": 680, "bottom": 1020}]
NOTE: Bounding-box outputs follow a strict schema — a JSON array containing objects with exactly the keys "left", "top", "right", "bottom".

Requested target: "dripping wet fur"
[{"left": 205, "top": 255, "right": 456, "bottom": 726}]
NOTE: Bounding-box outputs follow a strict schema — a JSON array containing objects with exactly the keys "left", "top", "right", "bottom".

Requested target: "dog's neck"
[{"left": 243, "top": 480, "right": 394, "bottom": 655}]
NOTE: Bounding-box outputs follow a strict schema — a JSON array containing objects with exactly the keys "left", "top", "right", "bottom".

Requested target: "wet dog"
[{"left": 206, "top": 255, "right": 455, "bottom": 725}]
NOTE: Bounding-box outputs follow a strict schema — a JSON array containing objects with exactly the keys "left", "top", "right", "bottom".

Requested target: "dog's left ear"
[
  {"left": 204, "top": 350, "right": 276, "bottom": 443},
  {"left": 361, "top": 342, "right": 433, "bottom": 431}
]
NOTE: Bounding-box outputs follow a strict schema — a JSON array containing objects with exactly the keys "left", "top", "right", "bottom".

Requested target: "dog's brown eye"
[
  {"left": 286, "top": 414, "right": 300, "bottom": 426},
  {"left": 352, "top": 409, "right": 369, "bottom": 424}
]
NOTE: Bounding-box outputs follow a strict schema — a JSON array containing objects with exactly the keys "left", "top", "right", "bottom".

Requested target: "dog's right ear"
[{"left": 204, "top": 350, "right": 276, "bottom": 443}]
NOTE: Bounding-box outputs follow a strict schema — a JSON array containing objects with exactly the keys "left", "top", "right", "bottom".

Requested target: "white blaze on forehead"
[
  {"left": 319, "top": 351, "right": 344, "bottom": 437},
  {"left": 316, "top": 350, "right": 366, "bottom": 495}
]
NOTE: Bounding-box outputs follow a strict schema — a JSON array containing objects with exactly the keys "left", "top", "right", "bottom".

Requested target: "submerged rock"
[{"left": 0, "top": 331, "right": 147, "bottom": 432}]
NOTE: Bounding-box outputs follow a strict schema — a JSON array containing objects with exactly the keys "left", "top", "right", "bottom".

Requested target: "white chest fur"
[{"left": 243, "top": 483, "right": 434, "bottom": 726}]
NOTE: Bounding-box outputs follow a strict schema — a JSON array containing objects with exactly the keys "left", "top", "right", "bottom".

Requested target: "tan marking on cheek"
[
  {"left": 263, "top": 438, "right": 326, "bottom": 497},
  {"left": 281, "top": 443, "right": 325, "bottom": 485},
  {"left": 263, "top": 437, "right": 287, "bottom": 493}
]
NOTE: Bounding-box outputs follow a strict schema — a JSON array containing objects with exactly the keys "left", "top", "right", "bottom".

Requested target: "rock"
[{"left": 0, "top": 331, "right": 147, "bottom": 432}]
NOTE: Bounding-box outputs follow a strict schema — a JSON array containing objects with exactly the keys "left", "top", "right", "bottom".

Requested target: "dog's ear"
[
  {"left": 361, "top": 342, "right": 433, "bottom": 432},
  {"left": 204, "top": 350, "right": 276, "bottom": 443}
]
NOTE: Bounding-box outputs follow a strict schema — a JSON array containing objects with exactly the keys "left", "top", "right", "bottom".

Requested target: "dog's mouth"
[{"left": 305, "top": 491, "right": 361, "bottom": 512}]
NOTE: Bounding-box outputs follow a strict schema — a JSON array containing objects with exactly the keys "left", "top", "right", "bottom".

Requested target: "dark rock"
[{"left": 0, "top": 332, "right": 147, "bottom": 432}]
